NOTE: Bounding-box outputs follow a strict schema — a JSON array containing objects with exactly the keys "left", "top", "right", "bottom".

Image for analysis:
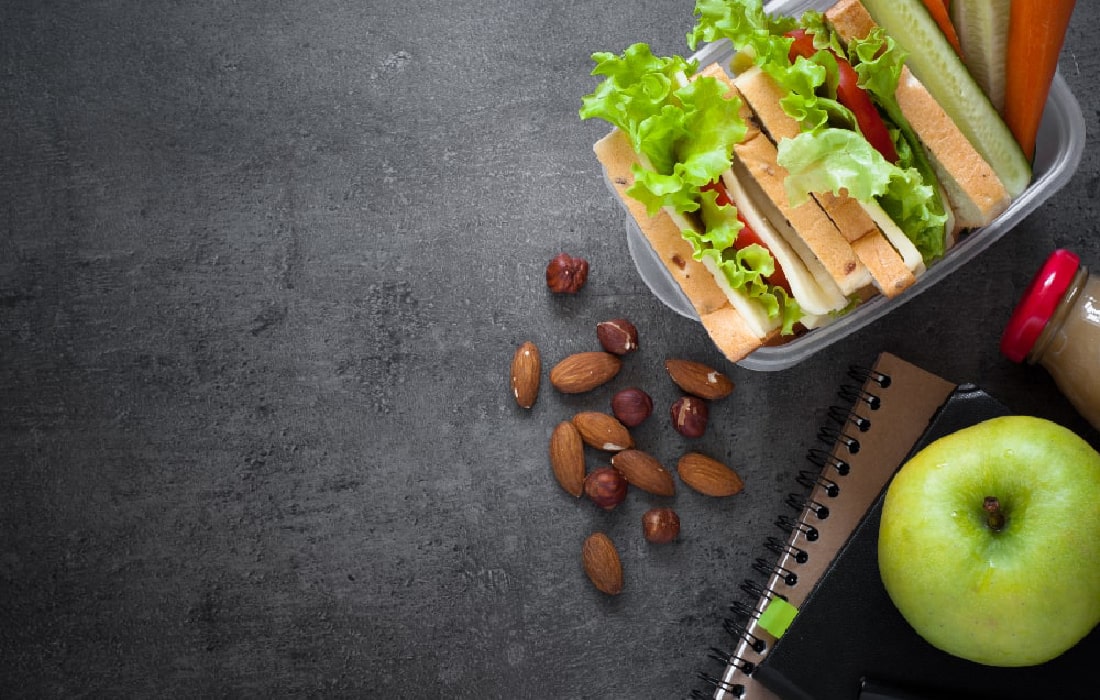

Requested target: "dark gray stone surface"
[{"left": 3, "top": 1, "right": 1099, "bottom": 698}]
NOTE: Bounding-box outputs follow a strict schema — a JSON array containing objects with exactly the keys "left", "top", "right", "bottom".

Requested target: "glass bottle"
[{"left": 1001, "top": 249, "right": 1100, "bottom": 432}]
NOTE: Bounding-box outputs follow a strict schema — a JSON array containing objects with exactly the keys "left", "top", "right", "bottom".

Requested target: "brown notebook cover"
[{"left": 702, "top": 352, "right": 956, "bottom": 700}]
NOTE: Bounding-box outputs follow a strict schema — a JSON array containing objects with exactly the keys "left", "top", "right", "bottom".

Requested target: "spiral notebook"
[
  {"left": 751, "top": 380, "right": 1100, "bottom": 700},
  {"left": 693, "top": 352, "right": 957, "bottom": 699},
  {"left": 694, "top": 351, "right": 1100, "bottom": 699}
]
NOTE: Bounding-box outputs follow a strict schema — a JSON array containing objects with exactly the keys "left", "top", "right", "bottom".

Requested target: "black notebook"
[{"left": 752, "top": 383, "right": 1100, "bottom": 700}]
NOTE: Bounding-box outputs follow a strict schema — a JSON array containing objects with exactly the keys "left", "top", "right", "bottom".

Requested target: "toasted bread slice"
[
  {"left": 731, "top": 65, "right": 801, "bottom": 142},
  {"left": 851, "top": 231, "right": 916, "bottom": 297},
  {"left": 892, "top": 68, "right": 1011, "bottom": 229},
  {"left": 591, "top": 62, "right": 887, "bottom": 360},
  {"left": 733, "top": 66, "right": 917, "bottom": 297},
  {"left": 825, "top": 0, "right": 1011, "bottom": 231},
  {"left": 593, "top": 128, "right": 779, "bottom": 362},
  {"left": 593, "top": 129, "right": 729, "bottom": 317},
  {"left": 730, "top": 68, "right": 875, "bottom": 243},
  {"left": 715, "top": 67, "right": 871, "bottom": 298},
  {"left": 704, "top": 64, "right": 856, "bottom": 318},
  {"left": 732, "top": 70, "right": 875, "bottom": 239},
  {"left": 732, "top": 128, "right": 872, "bottom": 297},
  {"left": 720, "top": 150, "right": 847, "bottom": 317},
  {"left": 733, "top": 67, "right": 879, "bottom": 242}
]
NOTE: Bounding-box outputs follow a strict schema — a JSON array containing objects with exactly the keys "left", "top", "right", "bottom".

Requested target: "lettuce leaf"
[
  {"left": 674, "top": 76, "right": 749, "bottom": 186},
  {"left": 580, "top": 44, "right": 697, "bottom": 176},
  {"left": 688, "top": 0, "right": 797, "bottom": 67},
  {"left": 691, "top": 2, "right": 840, "bottom": 131},
  {"left": 846, "top": 27, "right": 905, "bottom": 103},
  {"left": 579, "top": 43, "right": 747, "bottom": 216},
  {"left": 685, "top": 189, "right": 802, "bottom": 334},
  {"left": 777, "top": 129, "right": 894, "bottom": 205},
  {"left": 845, "top": 29, "right": 950, "bottom": 260},
  {"left": 688, "top": 0, "right": 949, "bottom": 261},
  {"left": 776, "top": 129, "right": 948, "bottom": 261},
  {"left": 580, "top": 42, "right": 798, "bottom": 332}
]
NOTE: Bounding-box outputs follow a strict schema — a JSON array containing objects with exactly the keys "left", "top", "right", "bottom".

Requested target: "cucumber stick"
[
  {"left": 951, "top": 0, "right": 1011, "bottom": 114},
  {"left": 862, "top": 0, "right": 1031, "bottom": 198}
]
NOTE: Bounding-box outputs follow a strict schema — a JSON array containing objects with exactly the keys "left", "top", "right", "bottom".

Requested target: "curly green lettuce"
[
  {"left": 580, "top": 42, "right": 800, "bottom": 333},
  {"left": 689, "top": 0, "right": 949, "bottom": 262}
]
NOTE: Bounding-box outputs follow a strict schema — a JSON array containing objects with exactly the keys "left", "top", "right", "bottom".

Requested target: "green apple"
[{"left": 879, "top": 415, "right": 1100, "bottom": 667}]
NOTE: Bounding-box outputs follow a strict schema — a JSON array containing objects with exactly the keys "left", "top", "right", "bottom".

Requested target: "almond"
[
  {"left": 610, "top": 449, "right": 675, "bottom": 496},
  {"left": 549, "top": 351, "right": 622, "bottom": 394},
  {"left": 582, "top": 531, "right": 623, "bottom": 595},
  {"left": 571, "top": 411, "right": 634, "bottom": 452},
  {"left": 510, "top": 341, "right": 541, "bottom": 408},
  {"left": 549, "top": 421, "right": 585, "bottom": 498},
  {"left": 664, "top": 358, "right": 734, "bottom": 400},
  {"left": 677, "top": 452, "right": 744, "bottom": 497}
]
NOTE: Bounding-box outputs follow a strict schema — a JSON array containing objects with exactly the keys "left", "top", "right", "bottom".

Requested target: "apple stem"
[{"left": 983, "top": 496, "right": 1006, "bottom": 532}]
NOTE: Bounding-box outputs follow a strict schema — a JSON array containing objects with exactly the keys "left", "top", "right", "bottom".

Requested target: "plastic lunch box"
[{"left": 618, "top": 0, "right": 1086, "bottom": 371}]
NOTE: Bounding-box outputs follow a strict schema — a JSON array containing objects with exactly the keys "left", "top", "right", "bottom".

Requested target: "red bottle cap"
[{"left": 1000, "top": 249, "right": 1081, "bottom": 363}]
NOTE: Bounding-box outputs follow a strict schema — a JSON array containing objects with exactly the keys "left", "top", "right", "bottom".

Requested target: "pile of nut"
[{"left": 510, "top": 253, "right": 745, "bottom": 595}]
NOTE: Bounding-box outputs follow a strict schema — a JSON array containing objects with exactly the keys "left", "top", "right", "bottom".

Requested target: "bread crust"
[
  {"left": 851, "top": 231, "right": 916, "bottom": 297},
  {"left": 592, "top": 129, "right": 776, "bottom": 362},
  {"left": 734, "top": 67, "right": 880, "bottom": 242},
  {"left": 732, "top": 66, "right": 801, "bottom": 142},
  {"left": 825, "top": 0, "right": 875, "bottom": 41},
  {"left": 824, "top": 0, "right": 1010, "bottom": 230},
  {"left": 698, "top": 306, "right": 774, "bottom": 364},
  {"left": 732, "top": 133, "right": 869, "bottom": 296},
  {"left": 733, "top": 66, "right": 917, "bottom": 295},
  {"left": 714, "top": 64, "right": 885, "bottom": 300},
  {"left": 894, "top": 67, "right": 1011, "bottom": 229},
  {"left": 593, "top": 130, "right": 728, "bottom": 316}
]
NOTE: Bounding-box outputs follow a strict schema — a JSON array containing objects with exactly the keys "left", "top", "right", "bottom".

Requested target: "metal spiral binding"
[
  {"left": 848, "top": 363, "right": 892, "bottom": 388},
  {"left": 795, "top": 467, "right": 840, "bottom": 497},
  {"left": 739, "top": 577, "right": 777, "bottom": 604},
  {"left": 806, "top": 447, "right": 850, "bottom": 476},
  {"left": 827, "top": 403, "right": 872, "bottom": 432},
  {"left": 838, "top": 382, "right": 882, "bottom": 410},
  {"left": 722, "top": 615, "right": 767, "bottom": 653},
  {"left": 729, "top": 599, "right": 762, "bottom": 627},
  {"left": 764, "top": 534, "right": 808, "bottom": 564},
  {"left": 708, "top": 647, "right": 756, "bottom": 674},
  {"left": 696, "top": 671, "right": 745, "bottom": 698},
  {"left": 752, "top": 556, "right": 798, "bottom": 586},
  {"left": 776, "top": 513, "right": 819, "bottom": 542},
  {"left": 817, "top": 424, "right": 861, "bottom": 454},
  {"left": 718, "top": 577, "right": 788, "bottom": 671},
  {"left": 690, "top": 363, "right": 892, "bottom": 700},
  {"left": 784, "top": 492, "right": 829, "bottom": 520}
]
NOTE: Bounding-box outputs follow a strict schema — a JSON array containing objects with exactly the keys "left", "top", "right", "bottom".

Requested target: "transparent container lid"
[{"left": 619, "top": 0, "right": 1086, "bottom": 371}]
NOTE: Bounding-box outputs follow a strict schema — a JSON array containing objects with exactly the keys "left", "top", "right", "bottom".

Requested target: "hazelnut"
[
  {"left": 611, "top": 387, "right": 653, "bottom": 428},
  {"left": 642, "top": 507, "right": 680, "bottom": 544},
  {"left": 546, "top": 252, "right": 589, "bottom": 294},
  {"left": 584, "top": 466, "right": 628, "bottom": 510},
  {"left": 670, "top": 395, "right": 708, "bottom": 438},
  {"left": 596, "top": 318, "right": 638, "bottom": 355}
]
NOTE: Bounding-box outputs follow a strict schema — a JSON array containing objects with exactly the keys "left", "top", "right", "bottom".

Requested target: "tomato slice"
[
  {"left": 785, "top": 29, "right": 900, "bottom": 164},
  {"left": 701, "top": 181, "right": 791, "bottom": 294},
  {"left": 703, "top": 178, "right": 735, "bottom": 207}
]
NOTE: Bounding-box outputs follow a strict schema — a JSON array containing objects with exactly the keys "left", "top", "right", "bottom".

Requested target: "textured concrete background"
[{"left": 3, "top": 1, "right": 1099, "bottom": 698}]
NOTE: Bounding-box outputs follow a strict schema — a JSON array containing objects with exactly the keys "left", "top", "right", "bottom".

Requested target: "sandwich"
[{"left": 580, "top": 0, "right": 1032, "bottom": 363}]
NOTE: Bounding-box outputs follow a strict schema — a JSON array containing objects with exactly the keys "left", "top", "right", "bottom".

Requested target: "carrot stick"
[
  {"left": 920, "top": 0, "right": 964, "bottom": 58},
  {"left": 1003, "top": 0, "right": 1077, "bottom": 162}
]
